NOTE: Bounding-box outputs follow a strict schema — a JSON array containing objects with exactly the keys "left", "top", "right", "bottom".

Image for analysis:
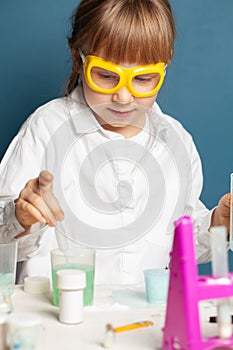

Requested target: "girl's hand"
[
  {"left": 15, "top": 170, "right": 64, "bottom": 233},
  {"left": 211, "top": 193, "right": 230, "bottom": 234}
]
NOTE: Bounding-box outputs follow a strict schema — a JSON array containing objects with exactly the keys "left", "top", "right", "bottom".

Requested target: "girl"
[{"left": 0, "top": 0, "right": 230, "bottom": 284}]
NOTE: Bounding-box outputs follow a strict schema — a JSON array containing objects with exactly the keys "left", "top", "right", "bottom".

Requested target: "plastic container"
[
  {"left": 144, "top": 268, "right": 169, "bottom": 304},
  {"left": 24, "top": 276, "right": 50, "bottom": 294},
  {"left": 7, "top": 312, "right": 41, "bottom": 350},
  {"left": 56, "top": 269, "right": 86, "bottom": 324},
  {"left": 0, "top": 241, "right": 18, "bottom": 313}
]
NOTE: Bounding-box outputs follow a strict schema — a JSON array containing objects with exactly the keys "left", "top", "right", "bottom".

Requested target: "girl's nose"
[{"left": 112, "top": 88, "right": 134, "bottom": 103}]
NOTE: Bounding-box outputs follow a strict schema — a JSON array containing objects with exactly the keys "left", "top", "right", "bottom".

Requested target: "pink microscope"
[{"left": 162, "top": 215, "right": 233, "bottom": 350}]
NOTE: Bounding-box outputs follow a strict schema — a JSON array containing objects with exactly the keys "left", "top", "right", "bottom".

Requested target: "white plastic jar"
[{"left": 56, "top": 269, "right": 86, "bottom": 324}]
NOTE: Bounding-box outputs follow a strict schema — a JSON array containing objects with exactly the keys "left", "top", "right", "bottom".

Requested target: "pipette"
[
  {"left": 210, "top": 226, "right": 232, "bottom": 339},
  {"left": 230, "top": 173, "right": 233, "bottom": 251}
]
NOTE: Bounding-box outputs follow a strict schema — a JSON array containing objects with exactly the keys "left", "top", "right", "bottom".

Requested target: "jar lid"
[
  {"left": 24, "top": 276, "right": 50, "bottom": 294},
  {"left": 56, "top": 269, "right": 86, "bottom": 290}
]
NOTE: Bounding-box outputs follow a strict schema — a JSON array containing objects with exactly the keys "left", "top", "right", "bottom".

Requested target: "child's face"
[{"left": 81, "top": 53, "right": 159, "bottom": 136}]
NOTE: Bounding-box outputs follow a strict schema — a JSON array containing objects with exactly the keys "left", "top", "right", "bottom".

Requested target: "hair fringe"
[{"left": 66, "top": 0, "right": 176, "bottom": 95}]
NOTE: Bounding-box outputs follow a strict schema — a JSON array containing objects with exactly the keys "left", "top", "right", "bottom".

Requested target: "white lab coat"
[{"left": 0, "top": 86, "right": 213, "bottom": 284}]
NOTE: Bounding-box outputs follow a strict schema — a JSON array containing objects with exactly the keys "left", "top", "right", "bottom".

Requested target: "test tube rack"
[{"left": 162, "top": 215, "right": 233, "bottom": 350}]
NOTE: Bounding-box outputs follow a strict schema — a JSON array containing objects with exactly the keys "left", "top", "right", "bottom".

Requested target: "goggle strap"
[{"left": 78, "top": 47, "right": 85, "bottom": 63}]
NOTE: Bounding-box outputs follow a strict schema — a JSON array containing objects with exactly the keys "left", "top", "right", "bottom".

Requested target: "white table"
[{"left": 11, "top": 285, "right": 220, "bottom": 350}]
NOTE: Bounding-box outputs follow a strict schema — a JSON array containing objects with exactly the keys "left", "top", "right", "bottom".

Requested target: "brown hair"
[{"left": 66, "top": 0, "right": 176, "bottom": 95}]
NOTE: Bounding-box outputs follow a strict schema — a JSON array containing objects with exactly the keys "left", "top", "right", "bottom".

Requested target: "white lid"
[
  {"left": 7, "top": 313, "right": 41, "bottom": 327},
  {"left": 56, "top": 269, "right": 86, "bottom": 290},
  {"left": 24, "top": 276, "right": 50, "bottom": 294}
]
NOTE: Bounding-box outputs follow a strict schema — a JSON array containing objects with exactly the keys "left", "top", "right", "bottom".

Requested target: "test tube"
[
  {"left": 230, "top": 173, "right": 233, "bottom": 251},
  {"left": 210, "top": 226, "right": 232, "bottom": 339}
]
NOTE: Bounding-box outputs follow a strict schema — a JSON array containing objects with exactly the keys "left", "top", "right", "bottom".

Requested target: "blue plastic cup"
[{"left": 144, "top": 269, "right": 169, "bottom": 304}]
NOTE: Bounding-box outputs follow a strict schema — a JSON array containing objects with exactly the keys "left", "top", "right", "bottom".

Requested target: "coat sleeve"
[{"left": 0, "top": 121, "right": 47, "bottom": 260}]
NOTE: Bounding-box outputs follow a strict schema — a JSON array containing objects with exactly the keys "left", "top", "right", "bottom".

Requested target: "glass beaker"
[{"left": 0, "top": 241, "right": 18, "bottom": 313}]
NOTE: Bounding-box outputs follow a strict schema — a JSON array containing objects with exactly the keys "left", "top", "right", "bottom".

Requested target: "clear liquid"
[
  {"left": 0, "top": 273, "right": 14, "bottom": 295},
  {"left": 52, "top": 264, "right": 94, "bottom": 306},
  {"left": 0, "top": 273, "right": 14, "bottom": 313}
]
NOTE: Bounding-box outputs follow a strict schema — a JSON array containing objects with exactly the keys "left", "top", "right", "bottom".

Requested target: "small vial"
[
  {"left": 103, "top": 324, "right": 115, "bottom": 349},
  {"left": 56, "top": 269, "right": 86, "bottom": 324}
]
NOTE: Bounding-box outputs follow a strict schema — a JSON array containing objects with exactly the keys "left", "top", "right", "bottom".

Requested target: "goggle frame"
[{"left": 79, "top": 49, "right": 166, "bottom": 98}]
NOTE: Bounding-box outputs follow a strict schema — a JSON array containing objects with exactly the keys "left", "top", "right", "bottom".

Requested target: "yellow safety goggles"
[{"left": 79, "top": 49, "right": 166, "bottom": 98}]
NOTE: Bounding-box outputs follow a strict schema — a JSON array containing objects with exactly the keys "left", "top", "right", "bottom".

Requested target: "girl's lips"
[{"left": 108, "top": 108, "right": 136, "bottom": 118}]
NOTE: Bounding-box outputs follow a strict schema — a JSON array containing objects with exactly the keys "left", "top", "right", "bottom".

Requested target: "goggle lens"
[
  {"left": 90, "top": 67, "right": 162, "bottom": 94},
  {"left": 132, "top": 73, "right": 162, "bottom": 94},
  {"left": 90, "top": 67, "right": 120, "bottom": 89}
]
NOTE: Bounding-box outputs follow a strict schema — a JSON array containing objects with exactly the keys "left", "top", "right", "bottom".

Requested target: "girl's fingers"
[
  {"left": 20, "top": 190, "right": 58, "bottom": 227},
  {"left": 38, "top": 170, "right": 54, "bottom": 187},
  {"left": 17, "top": 198, "right": 47, "bottom": 225},
  {"left": 39, "top": 171, "right": 64, "bottom": 222},
  {"left": 216, "top": 193, "right": 231, "bottom": 232},
  {"left": 16, "top": 192, "right": 56, "bottom": 227},
  {"left": 16, "top": 171, "right": 64, "bottom": 227},
  {"left": 219, "top": 193, "right": 231, "bottom": 214}
]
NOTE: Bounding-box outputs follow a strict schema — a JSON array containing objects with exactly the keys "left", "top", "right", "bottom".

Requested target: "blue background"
[{"left": 1, "top": 1, "right": 233, "bottom": 273}]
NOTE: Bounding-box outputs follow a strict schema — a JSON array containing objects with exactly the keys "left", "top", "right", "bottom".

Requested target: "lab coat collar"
[
  {"left": 146, "top": 102, "right": 171, "bottom": 147},
  {"left": 67, "top": 85, "right": 101, "bottom": 134},
  {"left": 67, "top": 85, "right": 169, "bottom": 141}
]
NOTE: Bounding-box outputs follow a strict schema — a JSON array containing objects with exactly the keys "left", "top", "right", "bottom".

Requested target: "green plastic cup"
[{"left": 51, "top": 247, "right": 95, "bottom": 306}]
